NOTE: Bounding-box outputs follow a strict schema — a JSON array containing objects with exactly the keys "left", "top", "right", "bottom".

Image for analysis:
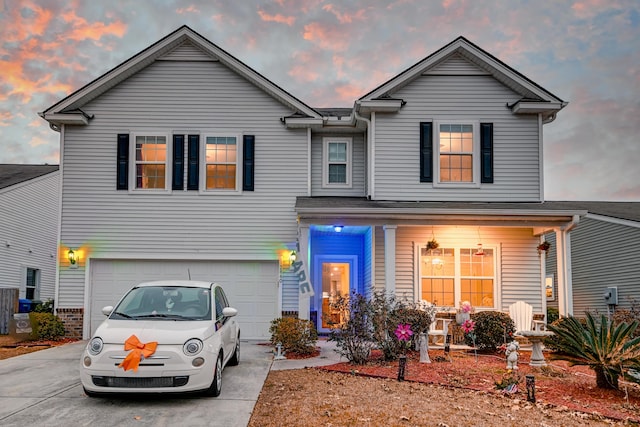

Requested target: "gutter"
[{"left": 562, "top": 214, "right": 580, "bottom": 232}]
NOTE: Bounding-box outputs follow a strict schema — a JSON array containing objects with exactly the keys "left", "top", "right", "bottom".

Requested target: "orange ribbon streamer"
[{"left": 118, "top": 335, "right": 158, "bottom": 372}]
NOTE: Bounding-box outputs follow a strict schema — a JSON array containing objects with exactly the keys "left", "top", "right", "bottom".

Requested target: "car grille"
[{"left": 92, "top": 376, "right": 189, "bottom": 388}]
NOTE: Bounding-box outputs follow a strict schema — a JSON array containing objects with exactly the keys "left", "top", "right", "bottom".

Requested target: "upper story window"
[
  {"left": 434, "top": 121, "right": 479, "bottom": 187},
  {"left": 132, "top": 133, "right": 170, "bottom": 190},
  {"left": 420, "top": 122, "right": 493, "bottom": 185},
  {"left": 417, "top": 244, "right": 497, "bottom": 309},
  {"left": 323, "top": 137, "right": 352, "bottom": 188},
  {"left": 203, "top": 136, "right": 239, "bottom": 191}
]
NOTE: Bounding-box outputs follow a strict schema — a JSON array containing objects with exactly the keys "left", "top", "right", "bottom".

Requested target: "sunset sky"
[{"left": 1, "top": 0, "right": 638, "bottom": 201}]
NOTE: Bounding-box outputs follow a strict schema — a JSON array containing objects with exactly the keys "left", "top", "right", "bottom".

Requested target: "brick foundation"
[{"left": 57, "top": 308, "right": 84, "bottom": 338}]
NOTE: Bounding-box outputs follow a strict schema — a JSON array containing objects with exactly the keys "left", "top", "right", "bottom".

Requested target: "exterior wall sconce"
[
  {"left": 68, "top": 249, "right": 78, "bottom": 269},
  {"left": 281, "top": 250, "right": 297, "bottom": 270},
  {"left": 333, "top": 225, "right": 343, "bottom": 233}
]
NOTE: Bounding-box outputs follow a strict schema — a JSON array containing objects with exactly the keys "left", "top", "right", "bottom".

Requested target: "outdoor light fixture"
[
  {"left": 333, "top": 225, "right": 343, "bottom": 233},
  {"left": 289, "top": 250, "right": 297, "bottom": 264},
  {"left": 68, "top": 249, "right": 78, "bottom": 269},
  {"left": 526, "top": 374, "right": 536, "bottom": 403}
]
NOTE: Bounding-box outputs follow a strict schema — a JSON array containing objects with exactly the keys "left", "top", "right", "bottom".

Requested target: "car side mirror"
[
  {"left": 222, "top": 307, "right": 237, "bottom": 318},
  {"left": 102, "top": 306, "right": 114, "bottom": 316}
]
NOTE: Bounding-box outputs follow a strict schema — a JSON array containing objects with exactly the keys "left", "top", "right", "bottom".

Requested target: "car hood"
[{"left": 93, "top": 319, "right": 215, "bottom": 345}]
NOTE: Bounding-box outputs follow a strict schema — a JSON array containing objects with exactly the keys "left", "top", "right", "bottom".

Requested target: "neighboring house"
[
  {"left": 543, "top": 202, "right": 640, "bottom": 316},
  {"left": 0, "top": 164, "right": 60, "bottom": 303},
  {"left": 40, "top": 26, "right": 583, "bottom": 340}
]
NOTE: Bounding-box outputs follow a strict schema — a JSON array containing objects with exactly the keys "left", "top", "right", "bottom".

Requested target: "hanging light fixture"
[{"left": 475, "top": 228, "right": 485, "bottom": 256}]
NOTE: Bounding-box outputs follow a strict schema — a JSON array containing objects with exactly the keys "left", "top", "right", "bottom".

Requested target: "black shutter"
[
  {"left": 116, "top": 134, "right": 129, "bottom": 190},
  {"left": 187, "top": 135, "right": 199, "bottom": 190},
  {"left": 419, "top": 122, "right": 433, "bottom": 182},
  {"left": 480, "top": 123, "right": 494, "bottom": 183},
  {"left": 172, "top": 135, "right": 185, "bottom": 190},
  {"left": 243, "top": 135, "right": 255, "bottom": 191}
]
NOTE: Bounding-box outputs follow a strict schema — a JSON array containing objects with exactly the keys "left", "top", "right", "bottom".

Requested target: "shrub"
[
  {"left": 548, "top": 313, "right": 640, "bottom": 389},
  {"left": 32, "top": 299, "right": 54, "bottom": 313},
  {"left": 546, "top": 307, "right": 560, "bottom": 325},
  {"left": 269, "top": 317, "right": 318, "bottom": 355},
  {"left": 612, "top": 300, "right": 640, "bottom": 339},
  {"left": 328, "top": 293, "right": 376, "bottom": 364},
  {"left": 464, "top": 311, "right": 515, "bottom": 351},
  {"left": 28, "top": 312, "right": 65, "bottom": 340}
]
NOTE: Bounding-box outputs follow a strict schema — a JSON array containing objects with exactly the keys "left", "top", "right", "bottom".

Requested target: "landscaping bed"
[{"left": 250, "top": 348, "right": 640, "bottom": 426}]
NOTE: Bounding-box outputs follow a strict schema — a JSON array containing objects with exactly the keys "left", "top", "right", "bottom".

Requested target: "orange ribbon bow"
[{"left": 118, "top": 335, "right": 158, "bottom": 372}]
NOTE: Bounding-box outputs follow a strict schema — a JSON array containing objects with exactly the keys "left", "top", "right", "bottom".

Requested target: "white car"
[{"left": 80, "top": 280, "right": 240, "bottom": 397}]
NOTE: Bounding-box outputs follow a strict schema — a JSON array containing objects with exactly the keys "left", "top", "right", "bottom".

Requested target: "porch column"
[
  {"left": 383, "top": 225, "right": 396, "bottom": 294},
  {"left": 555, "top": 228, "right": 574, "bottom": 317},
  {"left": 298, "top": 225, "right": 311, "bottom": 320}
]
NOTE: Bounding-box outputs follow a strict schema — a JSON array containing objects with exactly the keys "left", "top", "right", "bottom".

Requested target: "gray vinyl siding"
[
  {"left": 0, "top": 172, "right": 59, "bottom": 301},
  {"left": 390, "top": 226, "right": 543, "bottom": 313},
  {"left": 544, "top": 232, "right": 558, "bottom": 309},
  {"left": 425, "top": 53, "right": 489, "bottom": 75},
  {"left": 281, "top": 269, "right": 298, "bottom": 312},
  {"left": 569, "top": 217, "right": 640, "bottom": 315},
  {"left": 58, "top": 53, "right": 308, "bottom": 308},
  {"left": 373, "top": 57, "right": 541, "bottom": 201},
  {"left": 310, "top": 133, "right": 366, "bottom": 196}
]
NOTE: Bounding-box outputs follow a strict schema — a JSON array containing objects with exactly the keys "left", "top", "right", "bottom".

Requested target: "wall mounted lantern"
[
  {"left": 68, "top": 249, "right": 78, "bottom": 269},
  {"left": 333, "top": 225, "right": 343, "bottom": 233}
]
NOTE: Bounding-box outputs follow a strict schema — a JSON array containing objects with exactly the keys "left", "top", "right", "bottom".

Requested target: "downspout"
[{"left": 353, "top": 107, "right": 373, "bottom": 199}]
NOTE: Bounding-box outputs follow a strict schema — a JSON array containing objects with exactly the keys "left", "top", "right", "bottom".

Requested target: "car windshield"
[{"left": 110, "top": 286, "right": 212, "bottom": 321}]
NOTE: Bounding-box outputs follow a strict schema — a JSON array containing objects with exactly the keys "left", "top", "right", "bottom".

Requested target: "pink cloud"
[
  {"left": 303, "top": 22, "right": 350, "bottom": 51},
  {"left": 257, "top": 9, "right": 296, "bottom": 26},
  {"left": 176, "top": 5, "right": 200, "bottom": 14},
  {"left": 0, "top": 111, "right": 13, "bottom": 126},
  {"left": 322, "top": 4, "right": 368, "bottom": 23},
  {"left": 60, "top": 10, "right": 126, "bottom": 41}
]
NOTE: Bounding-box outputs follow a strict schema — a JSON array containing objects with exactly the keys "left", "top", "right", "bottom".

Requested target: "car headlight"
[
  {"left": 183, "top": 338, "right": 203, "bottom": 356},
  {"left": 88, "top": 337, "right": 103, "bottom": 355}
]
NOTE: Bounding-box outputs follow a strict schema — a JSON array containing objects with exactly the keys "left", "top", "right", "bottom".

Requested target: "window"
[
  {"left": 132, "top": 134, "right": 170, "bottom": 190},
  {"left": 203, "top": 135, "right": 239, "bottom": 191},
  {"left": 434, "top": 122, "right": 479, "bottom": 186},
  {"left": 25, "top": 268, "right": 40, "bottom": 300},
  {"left": 323, "top": 137, "right": 352, "bottom": 187},
  {"left": 418, "top": 245, "right": 496, "bottom": 309}
]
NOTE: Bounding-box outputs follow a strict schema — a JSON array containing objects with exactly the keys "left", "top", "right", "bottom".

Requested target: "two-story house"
[{"left": 41, "top": 26, "right": 582, "bottom": 340}]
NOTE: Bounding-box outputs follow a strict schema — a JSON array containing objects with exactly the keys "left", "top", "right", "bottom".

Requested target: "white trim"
[
  {"left": 128, "top": 132, "right": 172, "bottom": 193},
  {"left": 199, "top": 133, "right": 243, "bottom": 194},
  {"left": 538, "top": 114, "right": 544, "bottom": 201},
  {"left": 322, "top": 137, "right": 353, "bottom": 188},
  {"left": 54, "top": 126, "right": 64, "bottom": 315},
  {"left": 383, "top": 225, "right": 396, "bottom": 293},
  {"left": 433, "top": 121, "right": 480, "bottom": 188},
  {"left": 414, "top": 242, "right": 500, "bottom": 310},
  {"left": 86, "top": 252, "right": 280, "bottom": 261},
  {"left": 312, "top": 254, "right": 358, "bottom": 332},
  {"left": 586, "top": 213, "right": 640, "bottom": 229}
]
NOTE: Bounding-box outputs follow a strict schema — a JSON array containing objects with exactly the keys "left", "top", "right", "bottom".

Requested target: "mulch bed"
[{"left": 319, "top": 348, "right": 640, "bottom": 424}]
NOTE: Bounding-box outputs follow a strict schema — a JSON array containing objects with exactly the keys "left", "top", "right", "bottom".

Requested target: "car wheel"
[
  {"left": 228, "top": 336, "right": 240, "bottom": 366},
  {"left": 205, "top": 353, "right": 223, "bottom": 397}
]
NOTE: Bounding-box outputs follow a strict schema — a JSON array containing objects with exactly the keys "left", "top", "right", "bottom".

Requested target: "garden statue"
[
  {"left": 419, "top": 332, "right": 431, "bottom": 363},
  {"left": 505, "top": 340, "right": 520, "bottom": 370}
]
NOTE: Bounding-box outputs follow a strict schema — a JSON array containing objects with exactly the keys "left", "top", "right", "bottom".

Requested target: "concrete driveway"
[{"left": 0, "top": 340, "right": 273, "bottom": 427}]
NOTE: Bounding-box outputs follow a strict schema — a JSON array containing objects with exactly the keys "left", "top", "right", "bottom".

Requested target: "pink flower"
[
  {"left": 461, "top": 319, "right": 475, "bottom": 334},
  {"left": 394, "top": 323, "right": 413, "bottom": 342},
  {"left": 460, "top": 301, "right": 473, "bottom": 313}
]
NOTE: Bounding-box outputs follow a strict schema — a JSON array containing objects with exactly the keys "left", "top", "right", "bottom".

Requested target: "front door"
[{"left": 313, "top": 255, "right": 357, "bottom": 333}]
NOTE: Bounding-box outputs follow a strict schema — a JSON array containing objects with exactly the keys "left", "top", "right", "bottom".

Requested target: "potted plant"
[
  {"left": 456, "top": 301, "right": 473, "bottom": 324},
  {"left": 426, "top": 239, "right": 439, "bottom": 251},
  {"left": 537, "top": 241, "right": 551, "bottom": 255}
]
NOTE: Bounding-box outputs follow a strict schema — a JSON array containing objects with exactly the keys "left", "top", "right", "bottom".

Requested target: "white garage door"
[{"left": 89, "top": 259, "right": 279, "bottom": 339}]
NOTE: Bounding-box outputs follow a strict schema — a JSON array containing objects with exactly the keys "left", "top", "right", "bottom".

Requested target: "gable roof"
[
  {"left": 40, "top": 25, "right": 321, "bottom": 126},
  {"left": 0, "top": 164, "right": 59, "bottom": 190},
  {"left": 541, "top": 201, "right": 640, "bottom": 223},
  {"left": 357, "top": 36, "right": 566, "bottom": 120}
]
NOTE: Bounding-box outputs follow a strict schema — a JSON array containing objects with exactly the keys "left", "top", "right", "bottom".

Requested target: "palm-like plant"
[{"left": 548, "top": 313, "right": 640, "bottom": 389}]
